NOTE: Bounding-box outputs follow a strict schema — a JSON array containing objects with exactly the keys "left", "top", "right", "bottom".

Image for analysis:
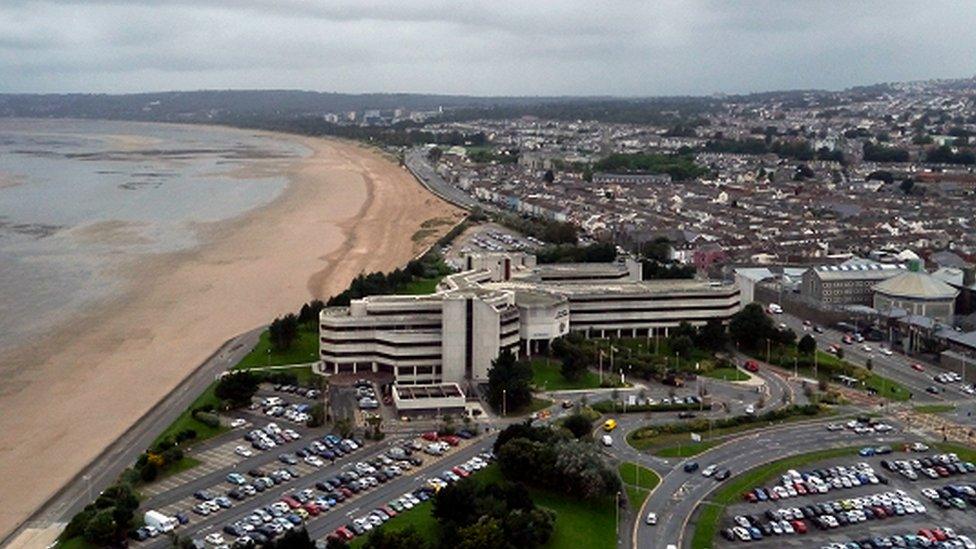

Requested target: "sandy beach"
[{"left": 0, "top": 131, "right": 464, "bottom": 540}]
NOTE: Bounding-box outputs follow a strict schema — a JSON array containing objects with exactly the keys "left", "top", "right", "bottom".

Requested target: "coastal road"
[
  {"left": 2, "top": 327, "right": 266, "bottom": 548},
  {"left": 404, "top": 147, "right": 485, "bottom": 211},
  {"left": 632, "top": 419, "right": 913, "bottom": 549}
]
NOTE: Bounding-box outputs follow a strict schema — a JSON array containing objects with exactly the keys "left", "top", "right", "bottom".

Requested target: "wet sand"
[{"left": 0, "top": 132, "right": 464, "bottom": 539}]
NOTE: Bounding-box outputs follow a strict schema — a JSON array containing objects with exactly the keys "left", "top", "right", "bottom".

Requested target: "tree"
[
  {"left": 670, "top": 335, "right": 693, "bottom": 359},
  {"left": 269, "top": 314, "right": 300, "bottom": 351},
  {"left": 456, "top": 518, "right": 506, "bottom": 549},
  {"left": 697, "top": 318, "right": 727, "bottom": 350},
  {"left": 562, "top": 413, "right": 593, "bottom": 439},
  {"left": 486, "top": 350, "right": 533, "bottom": 413},
  {"left": 798, "top": 334, "right": 817, "bottom": 356},
  {"left": 214, "top": 371, "right": 260, "bottom": 408},
  {"left": 272, "top": 528, "right": 316, "bottom": 548},
  {"left": 729, "top": 303, "right": 774, "bottom": 350},
  {"left": 559, "top": 347, "right": 588, "bottom": 382},
  {"left": 307, "top": 403, "right": 325, "bottom": 428},
  {"left": 83, "top": 509, "right": 117, "bottom": 545},
  {"left": 899, "top": 178, "right": 915, "bottom": 195}
]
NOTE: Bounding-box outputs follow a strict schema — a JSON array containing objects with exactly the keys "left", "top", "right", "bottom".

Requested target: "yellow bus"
[{"left": 603, "top": 419, "right": 617, "bottom": 432}]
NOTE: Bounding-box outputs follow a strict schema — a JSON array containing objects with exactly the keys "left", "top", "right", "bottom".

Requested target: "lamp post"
[{"left": 502, "top": 389, "right": 507, "bottom": 417}]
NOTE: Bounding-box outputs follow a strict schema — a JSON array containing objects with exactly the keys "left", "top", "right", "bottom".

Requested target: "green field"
[
  {"left": 530, "top": 357, "right": 605, "bottom": 391},
  {"left": 689, "top": 446, "right": 859, "bottom": 547},
  {"left": 352, "top": 464, "right": 616, "bottom": 549},
  {"left": 915, "top": 404, "right": 956, "bottom": 414}
]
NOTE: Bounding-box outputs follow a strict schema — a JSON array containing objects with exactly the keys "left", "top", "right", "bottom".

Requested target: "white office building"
[{"left": 318, "top": 252, "right": 740, "bottom": 387}]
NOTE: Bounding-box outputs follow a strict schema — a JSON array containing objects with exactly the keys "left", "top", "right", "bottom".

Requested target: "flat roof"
[{"left": 392, "top": 383, "right": 464, "bottom": 400}]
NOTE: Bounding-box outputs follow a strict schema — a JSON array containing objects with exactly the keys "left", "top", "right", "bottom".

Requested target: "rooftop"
[{"left": 873, "top": 271, "right": 959, "bottom": 300}]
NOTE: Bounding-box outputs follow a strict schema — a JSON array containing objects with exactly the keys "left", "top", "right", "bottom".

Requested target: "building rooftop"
[{"left": 873, "top": 271, "right": 959, "bottom": 299}]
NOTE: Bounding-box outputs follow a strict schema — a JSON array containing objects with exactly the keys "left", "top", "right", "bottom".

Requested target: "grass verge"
[
  {"left": 934, "top": 442, "right": 976, "bottom": 462},
  {"left": 506, "top": 397, "right": 554, "bottom": 418},
  {"left": 914, "top": 404, "right": 956, "bottom": 414},
  {"left": 689, "top": 446, "right": 860, "bottom": 547},
  {"left": 654, "top": 440, "right": 722, "bottom": 457},
  {"left": 627, "top": 406, "right": 834, "bottom": 452},
  {"left": 619, "top": 462, "right": 660, "bottom": 509}
]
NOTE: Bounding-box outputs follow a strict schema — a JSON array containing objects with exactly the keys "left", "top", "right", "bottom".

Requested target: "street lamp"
[{"left": 502, "top": 389, "right": 507, "bottom": 417}]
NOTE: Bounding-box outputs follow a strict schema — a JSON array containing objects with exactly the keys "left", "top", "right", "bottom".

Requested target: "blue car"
[{"left": 859, "top": 447, "right": 876, "bottom": 457}]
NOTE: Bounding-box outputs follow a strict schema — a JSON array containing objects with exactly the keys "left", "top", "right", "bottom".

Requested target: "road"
[
  {"left": 774, "top": 312, "right": 970, "bottom": 402},
  {"left": 1, "top": 327, "right": 266, "bottom": 548},
  {"left": 403, "top": 148, "right": 484, "bottom": 211},
  {"left": 631, "top": 419, "right": 913, "bottom": 549}
]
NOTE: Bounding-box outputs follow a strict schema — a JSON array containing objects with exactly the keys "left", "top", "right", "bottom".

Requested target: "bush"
[{"left": 192, "top": 411, "right": 221, "bottom": 428}]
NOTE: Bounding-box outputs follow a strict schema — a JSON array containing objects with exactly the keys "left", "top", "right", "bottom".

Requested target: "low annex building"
[{"left": 317, "top": 252, "right": 741, "bottom": 388}]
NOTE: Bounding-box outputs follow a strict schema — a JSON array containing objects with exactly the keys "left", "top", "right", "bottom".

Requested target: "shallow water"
[{"left": 0, "top": 119, "right": 308, "bottom": 350}]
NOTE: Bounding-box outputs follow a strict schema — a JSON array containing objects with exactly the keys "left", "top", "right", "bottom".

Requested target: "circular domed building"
[{"left": 872, "top": 270, "right": 959, "bottom": 323}]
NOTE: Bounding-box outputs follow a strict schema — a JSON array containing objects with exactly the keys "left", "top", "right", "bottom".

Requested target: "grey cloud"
[{"left": 2, "top": 1, "right": 976, "bottom": 95}]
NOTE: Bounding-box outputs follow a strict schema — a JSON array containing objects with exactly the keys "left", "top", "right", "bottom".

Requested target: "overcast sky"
[{"left": 3, "top": 0, "right": 976, "bottom": 97}]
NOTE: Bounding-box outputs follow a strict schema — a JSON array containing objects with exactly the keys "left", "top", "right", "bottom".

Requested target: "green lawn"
[
  {"left": 915, "top": 404, "right": 956, "bottom": 414},
  {"left": 352, "top": 464, "right": 615, "bottom": 549},
  {"left": 157, "top": 456, "right": 202, "bottom": 479},
  {"left": 689, "top": 446, "right": 860, "bottom": 547},
  {"left": 863, "top": 372, "right": 910, "bottom": 402},
  {"left": 233, "top": 328, "right": 320, "bottom": 370},
  {"left": 654, "top": 440, "right": 722, "bottom": 457},
  {"left": 530, "top": 357, "right": 605, "bottom": 391},
  {"left": 702, "top": 367, "right": 749, "bottom": 381},
  {"left": 350, "top": 499, "right": 438, "bottom": 548},
  {"left": 613, "top": 337, "right": 715, "bottom": 372},
  {"left": 398, "top": 277, "right": 442, "bottom": 295}
]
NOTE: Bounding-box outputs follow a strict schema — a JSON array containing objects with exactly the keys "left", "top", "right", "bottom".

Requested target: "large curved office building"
[{"left": 318, "top": 252, "right": 741, "bottom": 388}]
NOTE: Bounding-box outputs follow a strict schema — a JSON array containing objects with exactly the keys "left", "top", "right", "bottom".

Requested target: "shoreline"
[{"left": 0, "top": 124, "right": 464, "bottom": 540}]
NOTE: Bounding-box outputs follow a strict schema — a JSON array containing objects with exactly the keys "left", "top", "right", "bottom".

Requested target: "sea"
[{"left": 0, "top": 118, "right": 309, "bottom": 351}]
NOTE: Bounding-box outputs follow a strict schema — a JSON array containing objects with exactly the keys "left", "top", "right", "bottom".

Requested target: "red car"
[
  {"left": 744, "top": 360, "right": 759, "bottom": 373},
  {"left": 918, "top": 529, "right": 936, "bottom": 542},
  {"left": 334, "top": 527, "right": 355, "bottom": 541},
  {"left": 421, "top": 432, "right": 439, "bottom": 442},
  {"left": 743, "top": 492, "right": 757, "bottom": 503},
  {"left": 791, "top": 520, "right": 807, "bottom": 534},
  {"left": 303, "top": 502, "right": 320, "bottom": 516},
  {"left": 932, "top": 529, "right": 948, "bottom": 542},
  {"left": 381, "top": 505, "right": 397, "bottom": 518},
  {"left": 281, "top": 496, "right": 301, "bottom": 509},
  {"left": 441, "top": 435, "right": 460, "bottom": 446},
  {"left": 452, "top": 466, "right": 470, "bottom": 478},
  {"left": 912, "top": 363, "right": 925, "bottom": 372},
  {"left": 842, "top": 335, "right": 853, "bottom": 344}
]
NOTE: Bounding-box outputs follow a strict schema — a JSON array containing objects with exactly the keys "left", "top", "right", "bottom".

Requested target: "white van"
[
  {"left": 768, "top": 303, "right": 783, "bottom": 314},
  {"left": 601, "top": 435, "right": 613, "bottom": 447},
  {"left": 144, "top": 510, "right": 177, "bottom": 533}
]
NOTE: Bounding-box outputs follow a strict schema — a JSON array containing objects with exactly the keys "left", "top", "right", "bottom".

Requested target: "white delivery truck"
[
  {"left": 144, "top": 510, "right": 178, "bottom": 533},
  {"left": 601, "top": 435, "right": 613, "bottom": 447}
]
